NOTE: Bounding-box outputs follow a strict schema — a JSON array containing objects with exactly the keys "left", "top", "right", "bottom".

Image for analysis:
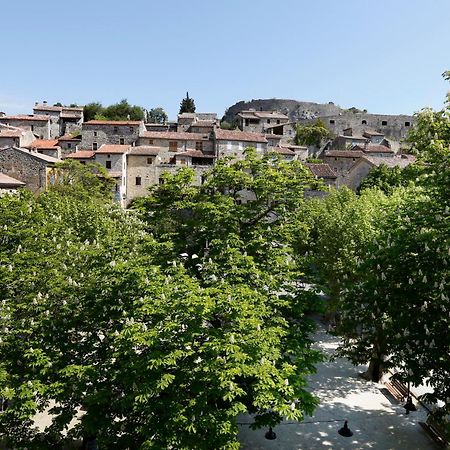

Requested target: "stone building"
[
  {"left": 33, "top": 103, "right": 84, "bottom": 137},
  {"left": 279, "top": 144, "right": 309, "bottom": 161},
  {"left": 81, "top": 120, "right": 145, "bottom": 150},
  {"left": 0, "top": 115, "right": 51, "bottom": 139},
  {"left": 322, "top": 150, "right": 365, "bottom": 187},
  {"left": 138, "top": 131, "right": 214, "bottom": 162},
  {"left": 0, "top": 125, "right": 35, "bottom": 149},
  {"left": 304, "top": 163, "right": 337, "bottom": 187},
  {"left": 236, "top": 110, "right": 289, "bottom": 134},
  {"left": 28, "top": 139, "right": 61, "bottom": 159},
  {"left": 353, "top": 144, "right": 394, "bottom": 158},
  {"left": 346, "top": 154, "right": 416, "bottom": 191},
  {"left": 177, "top": 113, "right": 217, "bottom": 132},
  {"left": 58, "top": 134, "right": 82, "bottom": 157},
  {"left": 214, "top": 129, "right": 268, "bottom": 158},
  {"left": 0, "top": 147, "right": 59, "bottom": 193},
  {"left": 65, "top": 150, "right": 96, "bottom": 165}
]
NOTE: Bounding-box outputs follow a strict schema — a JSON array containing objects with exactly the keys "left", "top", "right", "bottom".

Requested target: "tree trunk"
[{"left": 361, "top": 358, "right": 383, "bottom": 382}]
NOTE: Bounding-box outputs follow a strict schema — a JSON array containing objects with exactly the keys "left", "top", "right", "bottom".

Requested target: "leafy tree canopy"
[
  {"left": 294, "top": 119, "right": 332, "bottom": 147},
  {"left": 179, "top": 92, "right": 196, "bottom": 114},
  {"left": 83, "top": 99, "right": 145, "bottom": 122},
  {"left": 147, "top": 107, "right": 168, "bottom": 124}
]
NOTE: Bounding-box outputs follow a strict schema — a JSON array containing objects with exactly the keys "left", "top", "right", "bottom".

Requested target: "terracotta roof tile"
[
  {"left": 305, "top": 163, "right": 337, "bottom": 178},
  {"left": 270, "top": 147, "right": 295, "bottom": 155},
  {"left": 30, "top": 139, "right": 59, "bottom": 149},
  {"left": 66, "top": 150, "right": 95, "bottom": 159},
  {"left": 0, "top": 115, "right": 50, "bottom": 122},
  {"left": 0, "top": 172, "right": 25, "bottom": 187},
  {"left": 58, "top": 134, "right": 81, "bottom": 142},
  {"left": 214, "top": 129, "right": 267, "bottom": 143},
  {"left": 96, "top": 144, "right": 130, "bottom": 154},
  {"left": 128, "top": 146, "right": 160, "bottom": 156}
]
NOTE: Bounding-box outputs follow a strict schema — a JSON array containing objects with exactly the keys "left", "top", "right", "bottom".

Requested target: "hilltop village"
[{"left": 0, "top": 101, "right": 416, "bottom": 205}]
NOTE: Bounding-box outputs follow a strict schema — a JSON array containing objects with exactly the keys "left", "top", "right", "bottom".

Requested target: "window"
[
  {"left": 169, "top": 141, "right": 178, "bottom": 152},
  {"left": 381, "top": 121, "right": 387, "bottom": 126},
  {"left": 114, "top": 126, "right": 118, "bottom": 133},
  {"left": 120, "top": 138, "right": 125, "bottom": 145},
  {"left": 195, "top": 141, "right": 203, "bottom": 151},
  {"left": 180, "top": 159, "right": 186, "bottom": 165},
  {"left": 68, "top": 143, "right": 72, "bottom": 149},
  {"left": 92, "top": 142, "right": 98, "bottom": 150},
  {"left": 276, "top": 119, "right": 280, "bottom": 124},
  {"left": 245, "top": 119, "right": 249, "bottom": 127},
  {"left": 362, "top": 120, "right": 367, "bottom": 125},
  {"left": 106, "top": 160, "right": 112, "bottom": 169},
  {"left": 405, "top": 121, "right": 411, "bottom": 127},
  {"left": 129, "top": 127, "right": 134, "bottom": 132},
  {"left": 329, "top": 120, "right": 335, "bottom": 124},
  {"left": 147, "top": 157, "right": 153, "bottom": 164},
  {"left": 201, "top": 175, "right": 206, "bottom": 185},
  {"left": 148, "top": 139, "right": 154, "bottom": 145},
  {"left": 159, "top": 177, "right": 164, "bottom": 185},
  {"left": 94, "top": 131, "right": 97, "bottom": 137},
  {"left": 135, "top": 177, "right": 141, "bottom": 186},
  {"left": 31, "top": 125, "right": 34, "bottom": 131},
  {"left": 267, "top": 119, "right": 270, "bottom": 124}
]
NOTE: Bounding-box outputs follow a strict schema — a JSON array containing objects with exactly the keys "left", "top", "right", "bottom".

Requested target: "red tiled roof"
[
  {"left": 141, "top": 131, "right": 210, "bottom": 140},
  {"left": 305, "top": 163, "right": 337, "bottom": 179},
  {"left": 324, "top": 150, "right": 365, "bottom": 158},
  {"left": 84, "top": 120, "right": 142, "bottom": 126},
  {"left": 58, "top": 134, "right": 81, "bottom": 141},
  {"left": 0, "top": 172, "right": 25, "bottom": 187},
  {"left": 96, "top": 144, "right": 130, "bottom": 154},
  {"left": 66, "top": 150, "right": 95, "bottom": 159},
  {"left": 362, "top": 145, "right": 394, "bottom": 154},
  {"left": 214, "top": 129, "right": 267, "bottom": 143},
  {"left": 30, "top": 139, "right": 59, "bottom": 149},
  {"left": 128, "top": 146, "right": 160, "bottom": 156},
  {"left": 0, "top": 115, "right": 50, "bottom": 122},
  {"left": 0, "top": 129, "right": 23, "bottom": 138},
  {"left": 266, "top": 134, "right": 283, "bottom": 140},
  {"left": 270, "top": 147, "right": 295, "bottom": 155}
]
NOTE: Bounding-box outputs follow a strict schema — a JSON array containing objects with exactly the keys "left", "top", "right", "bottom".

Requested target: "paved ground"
[{"left": 238, "top": 321, "right": 439, "bottom": 450}]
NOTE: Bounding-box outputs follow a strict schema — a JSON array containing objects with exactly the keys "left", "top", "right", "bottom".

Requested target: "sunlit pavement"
[{"left": 237, "top": 321, "right": 439, "bottom": 450}]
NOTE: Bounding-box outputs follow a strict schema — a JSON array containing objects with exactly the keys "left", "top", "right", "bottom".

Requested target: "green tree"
[
  {"left": 179, "top": 92, "right": 196, "bottom": 114},
  {"left": 147, "top": 107, "right": 168, "bottom": 124},
  {"left": 83, "top": 102, "right": 104, "bottom": 122},
  {"left": 294, "top": 119, "right": 332, "bottom": 147},
  {"left": 103, "top": 99, "right": 145, "bottom": 121}
]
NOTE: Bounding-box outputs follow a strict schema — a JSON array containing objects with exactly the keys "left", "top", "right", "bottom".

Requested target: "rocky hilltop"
[{"left": 222, "top": 99, "right": 349, "bottom": 123}]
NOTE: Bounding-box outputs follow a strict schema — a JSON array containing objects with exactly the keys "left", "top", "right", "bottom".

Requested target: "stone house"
[
  {"left": 0, "top": 115, "right": 51, "bottom": 139},
  {"left": 177, "top": 113, "right": 217, "bottom": 132},
  {"left": 33, "top": 103, "right": 84, "bottom": 137},
  {"left": 28, "top": 139, "right": 61, "bottom": 159},
  {"left": 58, "top": 134, "right": 82, "bottom": 157},
  {"left": 94, "top": 144, "right": 129, "bottom": 205},
  {"left": 265, "top": 121, "right": 297, "bottom": 142},
  {"left": 346, "top": 154, "right": 416, "bottom": 191},
  {"left": 268, "top": 146, "right": 296, "bottom": 161},
  {"left": 331, "top": 131, "right": 369, "bottom": 150},
  {"left": 266, "top": 134, "right": 283, "bottom": 148},
  {"left": 0, "top": 172, "right": 25, "bottom": 195},
  {"left": 81, "top": 120, "right": 145, "bottom": 150},
  {"left": 304, "top": 163, "right": 337, "bottom": 187},
  {"left": 213, "top": 129, "right": 268, "bottom": 158},
  {"left": 0, "top": 125, "right": 35, "bottom": 149},
  {"left": 322, "top": 150, "right": 365, "bottom": 187},
  {"left": 236, "top": 111, "right": 289, "bottom": 134},
  {"left": 362, "top": 130, "right": 386, "bottom": 145},
  {"left": 0, "top": 147, "right": 59, "bottom": 193},
  {"left": 138, "top": 131, "right": 214, "bottom": 163},
  {"left": 279, "top": 144, "right": 309, "bottom": 161}
]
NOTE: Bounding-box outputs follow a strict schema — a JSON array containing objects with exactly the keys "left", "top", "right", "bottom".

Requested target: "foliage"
[
  {"left": 294, "top": 119, "right": 332, "bottom": 147},
  {"left": 305, "top": 158, "right": 323, "bottom": 164},
  {"left": 83, "top": 100, "right": 145, "bottom": 122},
  {"left": 53, "top": 102, "right": 63, "bottom": 107},
  {"left": 219, "top": 121, "right": 235, "bottom": 130},
  {"left": 0, "top": 152, "right": 323, "bottom": 448},
  {"left": 179, "top": 92, "right": 196, "bottom": 114},
  {"left": 147, "top": 107, "right": 168, "bottom": 124}
]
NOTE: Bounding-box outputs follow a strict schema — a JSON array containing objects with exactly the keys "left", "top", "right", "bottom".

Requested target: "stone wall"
[
  {"left": 215, "top": 141, "right": 267, "bottom": 159},
  {"left": 0, "top": 118, "right": 50, "bottom": 139},
  {"left": 0, "top": 147, "right": 50, "bottom": 193},
  {"left": 323, "top": 154, "right": 361, "bottom": 187},
  {"left": 81, "top": 123, "right": 144, "bottom": 149}
]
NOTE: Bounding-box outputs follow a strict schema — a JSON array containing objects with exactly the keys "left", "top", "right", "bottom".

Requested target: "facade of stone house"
[
  {"left": 346, "top": 155, "right": 416, "bottom": 191},
  {"left": 0, "top": 172, "right": 25, "bottom": 195},
  {"left": 265, "top": 122, "right": 296, "bottom": 142},
  {"left": 137, "top": 131, "right": 213, "bottom": 162},
  {"left": 33, "top": 103, "right": 84, "bottom": 137},
  {"left": 58, "top": 135, "right": 82, "bottom": 157},
  {"left": 331, "top": 134, "right": 369, "bottom": 150},
  {"left": 28, "top": 139, "right": 61, "bottom": 159},
  {"left": 0, "top": 115, "right": 51, "bottom": 139},
  {"left": 0, "top": 125, "right": 35, "bottom": 149},
  {"left": 81, "top": 121, "right": 144, "bottom": 150},
  {"left": 362, "top": 130, "right": 385, "bottom": 145},
  {"left": 214, "top": 129, "right": 268, "bottom": 158},
  {"left": 0, "top": 147, "right": 58, "bottom": 193},
  {"left": 94, "top": 144, "right": 129, "bottom": 205},
  {"left": 279, "top": 144, "right": 309, "bottom": 161},
  {"left": 236, "top": 111, "right": 289, "bottom": 134},
  {"left": 177, "top": 113, "right": 217, "bottom": 132},
  {"left": 322, "top": 150, "right": 365, "bottom": 187},
  {"left": 268, "top": 146, "right": 296, "bottom": 161},
  {"left": 188, "top": 121, "right": 216, "bottom": 133},
  {"left": 125, "top": 146, "right": 210, "bottom": 206}
]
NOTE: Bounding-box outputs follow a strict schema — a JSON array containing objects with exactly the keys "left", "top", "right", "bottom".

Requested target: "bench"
[
  {"left": 419, "top": 421, "right": 449, "bottom": 448},
  {"left": 385, "top": 377, "right": 409, "bottom": 402}
]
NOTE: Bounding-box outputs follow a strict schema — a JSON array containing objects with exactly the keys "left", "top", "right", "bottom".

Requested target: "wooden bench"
[
  {"left": 419, "top": 421, "right": 449, "bottom": 448},
  {"left": 385, "top": 377, "right": 409, "bottom": 402}
]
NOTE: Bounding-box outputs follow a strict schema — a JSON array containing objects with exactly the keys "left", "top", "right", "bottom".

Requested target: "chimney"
[
  {"left": 35, "top": 102, "right": 38, "bottom": 106},
  {"left": 43, "top": 101, "right": 47, "bottom": 105}
]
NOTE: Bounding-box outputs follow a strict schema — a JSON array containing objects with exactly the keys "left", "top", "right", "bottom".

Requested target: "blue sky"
[{"left": 2, "top": 0, "right": 450, "bottom": 119}]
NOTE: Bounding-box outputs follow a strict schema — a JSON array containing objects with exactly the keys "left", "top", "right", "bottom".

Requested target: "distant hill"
[{"left": 222, "top": 99, "right": 350, "bottom": 123}]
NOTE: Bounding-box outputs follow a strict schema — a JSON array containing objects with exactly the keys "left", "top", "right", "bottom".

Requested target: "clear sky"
[{"left": 2, "top": 0, "right": 450, "bottom": 120}]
